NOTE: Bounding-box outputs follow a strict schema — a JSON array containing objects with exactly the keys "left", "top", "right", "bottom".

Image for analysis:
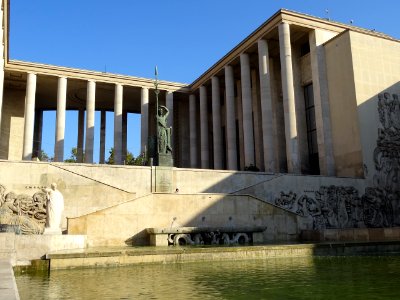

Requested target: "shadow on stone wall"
[
  {"left": 2, "top": 84, "right": 399, "bottom": 248},
  {"left": 273, "top": 83, "right": 400, "bottom": 231}
]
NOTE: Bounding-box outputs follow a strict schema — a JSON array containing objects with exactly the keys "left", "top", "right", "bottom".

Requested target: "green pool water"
[{"left": 16, "top": 256, "right": 400, "bottom": 299}]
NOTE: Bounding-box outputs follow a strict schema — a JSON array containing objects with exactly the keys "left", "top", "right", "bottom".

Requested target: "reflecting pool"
[{"left": 16, "top": 256, "right": 400, "bottom": 299}]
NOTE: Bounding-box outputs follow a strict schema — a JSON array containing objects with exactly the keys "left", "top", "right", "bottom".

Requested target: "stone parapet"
[
  {"left": 45, "top": 241, "right": 400, "bottom": 270},
  {"left": 0, "top": 233, "right": 87, "bottom": 266},
  {"left": 0, "top": 259, "right": 20, "bottom": 300},
  {"left": 300, "top": 227, "right": 400, "bottom": 242}
]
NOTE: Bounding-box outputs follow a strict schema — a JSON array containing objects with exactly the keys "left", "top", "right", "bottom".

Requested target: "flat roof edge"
[
  {"left": 189, "top": 8, "right": 399, "bottom": 92},
  {"left": 5, "top": 59, "right": 190, "bottom": 92}
]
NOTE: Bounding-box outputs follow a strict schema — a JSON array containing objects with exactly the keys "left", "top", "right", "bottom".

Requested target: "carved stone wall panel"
[
  {"left": 275, "top": 93, "right": 400, "bottom": 230},
  {"left": 0, "top": 184, "right": 46, "bottom": 234}
]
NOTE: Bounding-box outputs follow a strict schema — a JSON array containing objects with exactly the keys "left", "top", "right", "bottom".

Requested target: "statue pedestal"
[
  {"left": 158, "top": 153, "right": 173, "bottom": 167},
  {"left": 152, "top": 166, "right": 174, "bottom": 193},
  {"left": 43, "top": 228, "right": 62, "bottom": 235}
]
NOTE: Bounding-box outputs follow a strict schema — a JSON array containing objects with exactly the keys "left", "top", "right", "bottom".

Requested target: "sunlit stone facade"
[{"left": 0, "top": 1, "right": 399, "bottom": 182}]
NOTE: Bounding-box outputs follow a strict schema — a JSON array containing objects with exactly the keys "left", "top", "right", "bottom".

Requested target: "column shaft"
[
  {"left": 258, "top": 39, "right": 276, "bottom": 172},
  {"left": 140, "top": 87, "right": 149, "bottom": 155},
  {"left": 166, "top": 91, "right": 174, "bottom": 152},
  {"left": 77, "top": 109, "right": 85, "bottom": 163},
  {"left": 100, "top": 110, "right": 106, "bottom": 163},
  {"left": 310, "top": 29, "right": 336, "bottom": 176},
  {"left": 224, "top": 65, "right": 238, "bottom": 170},
  {"left": 189, "top": 94, "right": 197, "bottom": 168},
  {"left": 114, "top": 83, "right": 123, "bottom": 165},
  {"left": 22, "top": 73, "right": 37, "bottom": 160},
  {"left": 54, "top": 77, "right": 67, "bottom": 162},
  {"left": 236, "top": 80, "right": 245, "bottom": 170},
  {"left": 0, "top": 6, "right": 4, "bottom": 138},
  {"left": 179, "top": 98, "right": 190, "bottom": 167},
  {"left": 211, "top": 76, "right": 223, "bottom": 169},
  {"left": 122, "top": 111, "right": 127, "bottom": 163},
  {"left": 270, "top": 58, "right": 287, "bottom": 172},
  {"left": 279, "top": 22, "right": 300, "bottom": 173},
  {"left": 84, "top": 80, "right": 95, "bottom": 163},
  {"left": 292, "top": 46, "right": 309, "bottom": 173},
  {"left": 199, "top": 86, "right": 209, "bottom": 169},
  {"left": 32, "top": 110, "right": 43, "bottom": 159},
  {"left": 240, "top": 53, "right": 255, "bottom": 167},
  {"left": 251, "top": 69, "right": 263, "bottom": 170},
  {"left": 0, "top": 68, "right": 3, "bottom": 140}
]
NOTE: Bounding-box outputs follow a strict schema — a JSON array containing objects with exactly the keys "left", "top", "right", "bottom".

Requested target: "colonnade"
[
  {"left": 13, "top": 22, "right": 335, "bottom": 175},
  {"left": 18, "top": 75, "right": 177, "bottom": 165},
  {"left": 187, "top": 23, "right": 335, "bottom": 175}
]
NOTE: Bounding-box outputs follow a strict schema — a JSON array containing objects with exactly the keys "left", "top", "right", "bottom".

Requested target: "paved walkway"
[{"left": 0, "top": 259, "right": 20, "bottom": 300}]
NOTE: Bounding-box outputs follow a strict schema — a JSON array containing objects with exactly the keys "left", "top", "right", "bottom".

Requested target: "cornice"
[
  {"left": 3, "top": 2, "right": 399, "bottom": 96},
  {"left": 5, "top": 60, "right": 190, "bottom": 93},
  {"left": 189, "top": 8, "right": 400, "bottom": 92}
]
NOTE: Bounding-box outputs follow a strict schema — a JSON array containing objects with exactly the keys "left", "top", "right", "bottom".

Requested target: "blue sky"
[{"left": 9, "top": 0, "right": 400, "bottom": 161}]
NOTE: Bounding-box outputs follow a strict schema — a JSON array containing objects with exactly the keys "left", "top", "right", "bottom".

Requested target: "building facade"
[{"left": 0, "top": 0, "right": 399, "bottom": 187}]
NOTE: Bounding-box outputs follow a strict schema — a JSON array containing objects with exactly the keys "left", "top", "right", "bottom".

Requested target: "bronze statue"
[{"left": 157, "top": 105, "right": 172, "bottom": 154}]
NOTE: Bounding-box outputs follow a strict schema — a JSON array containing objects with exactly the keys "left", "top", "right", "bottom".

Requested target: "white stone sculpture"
[{"left": 42, "top": 183, "right": 64, "bottom": 234}]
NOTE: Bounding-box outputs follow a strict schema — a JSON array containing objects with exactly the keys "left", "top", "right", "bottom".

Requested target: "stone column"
[
  {"left": 0, "top": 5, "right": 4, "bottom": 139},
  {"left": 32, "top": 110, "right": 43, "bottom": 159},
  {"left": 199, "top": 85, "right": 209, "bottom": 169},
  {"left": 240, "top": 53, "right": 255, "bottom": 168},
  {"left": 22, "top": 73, "right": 37, "bottom": 160},
  {"left": 278, "top": 22, "right": 300, "bottom": 173},
  {"left": 166, "top": 91, "right": 174, "bottom": 152},
  {"left": 189, "top": 94, "right": 197, "bottom": 168},
  {"left": 258, "top": 39, "right": 276, "bottom": 172},
  {"left": 77, "top": 109, "right": 85, "bottom": 163},
  {"left": 0, "top": 68, "right": 3, "bottom": 140},
  {"left": 54, "top": 77, "right": 67, "bottom": 162},
  {"left": 310, "top": 29, "right": 336, "bottom": 176},
  {"left": 84, "top": 80, "right": 95, "bottom": 163},
  {"left": 236, "top": 80, "right": 245, "bottom": 170},
  {"left": 270, "top": 58, "right": 287, "bottom": 172},
  {"left": 292, "top": 46, "right": 309, "bottom": 173},
  {"left": 141, "top": 87, "right": 149, "bottom": 155},
  {"left": 211, "top": 76, "right": 223, "bottom": 169},
  {"left": 99, "top": 110, "right": 106, "bottom": 164},
  {"left": 179, "top": 98, "right": 190, "bottom": 167},
  {"left": 122, "top": 111, "right": 127, "bottom": 163},
  {"left": 224, "top": 65, "right": 238, "bottom": 170},
  {"left": 251, "top": 69, "right": 263, "bottom": 170},
  {"left": 114, "top": 83, "right": 123, "bottom": 165}
]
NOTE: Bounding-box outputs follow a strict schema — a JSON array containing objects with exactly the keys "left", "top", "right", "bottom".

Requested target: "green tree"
[
  {"left": 106, "top": 148, "right": 146, "bottom": 166},
  {"left": 38, "top": 150, "right": 53, "bottom": 162},
  {"left": 106, "top": 148, "right": 115, "bottom": 164},
  {"left": 64, "top": 147, "right": 84, "bottom": 163}
]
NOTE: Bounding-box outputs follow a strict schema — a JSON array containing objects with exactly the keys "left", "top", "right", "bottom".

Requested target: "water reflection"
[{"left": 16, "top": 256, "right": 400, "bottom": 300}]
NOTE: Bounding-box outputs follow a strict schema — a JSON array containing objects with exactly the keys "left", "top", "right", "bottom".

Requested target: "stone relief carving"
[
  {"left": 275, "top": 191, "right": 297, "bottom": 210},
  {"left": 374, "top": 92, "right": 400, "bottom": 192},
  {"left": 0, "top": 184, "right": 47, "bottom": 234},
  {"left": 369, "top": 92, "right": 400, "bottom": 226},
  {"left": 275, "top": 93, "right": 400, "bottom": 230}
]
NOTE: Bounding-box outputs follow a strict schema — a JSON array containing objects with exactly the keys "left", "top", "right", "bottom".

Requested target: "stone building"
[
  {"left": 1, "top": 1, "right": 400, "bottom": 250},
  {"left": 0, "top": 1, "right": 399, "bottom": 185}
]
